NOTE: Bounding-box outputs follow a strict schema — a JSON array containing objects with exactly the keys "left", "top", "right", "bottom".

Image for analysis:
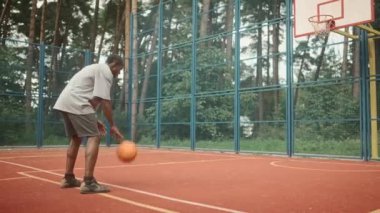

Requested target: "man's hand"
[
  {"left": 97, "top": 120, "right": 106, "bottom": 136},
  {"left": 110, "top": 125, "right": 124, "bottom": 142},
  {"left": 89, "top": 97, "right": 102, "bottom": 109}
]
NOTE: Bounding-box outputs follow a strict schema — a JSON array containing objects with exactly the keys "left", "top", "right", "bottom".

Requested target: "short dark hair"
[{"left": 106, "top": 54, "right": 124, "bottom": 67}]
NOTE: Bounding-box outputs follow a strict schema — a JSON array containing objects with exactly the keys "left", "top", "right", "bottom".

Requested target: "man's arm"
[
  {"left": 101, "top": 99, "right": 124, "bottom": 141},
  {"left": 101, "top": 99, "right": 115, "bottom": 126}
]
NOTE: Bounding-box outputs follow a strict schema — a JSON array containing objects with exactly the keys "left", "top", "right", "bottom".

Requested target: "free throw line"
[
  {"left": 18, "top": 172, "right": 178, "bottom": 213},
  {"left": 0, "top": 160, "right": 247, "bottom": 213}
]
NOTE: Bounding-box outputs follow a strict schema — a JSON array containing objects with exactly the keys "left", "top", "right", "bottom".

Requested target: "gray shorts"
[{"left": 60, "top": 112, "right": 99, "bottom": 138}]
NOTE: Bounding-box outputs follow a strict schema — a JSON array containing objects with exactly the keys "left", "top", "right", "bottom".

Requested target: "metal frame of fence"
[
  {"left": 126, "top": 0, "right": 376, "bottom": 160},
  {"left": 0, "top": 0, "right": 378, "bottom": 161}
]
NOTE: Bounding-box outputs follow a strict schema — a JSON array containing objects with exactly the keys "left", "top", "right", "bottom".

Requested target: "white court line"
[
  {"left": 285, "top": 159, "right": 380, "bottom": 167},
  {"left": 140, "top": 149, "right": 241, "bottom": 157},
  {"left": 18, "top": 172, "right": 177, "bottom": 213},
  {"left": 0, "top": 147, "right": 244, "bottom": 160},
  {"left": 0, "top": 154, "right": 64, "bottom": 160},
  {"left": 270, "top": 161, "right": 380, "bottom": 172},
  {"left": 0, "top": 160, "right": 63, "bottom": 176},
  {"left": 0, "top": 176, "right": 30, "bottom": 181},
  {"left": 22, "top": 157, "right": 254, "bottom": 174},
  {"left": 71, "top": 157, "right": 251, "bottom": 171},
  {"left": 102, "top": 181, "right": 247, "bottom": 213},
  {"left": 0, "top": 160, "right": 247, "bottom": 213}
]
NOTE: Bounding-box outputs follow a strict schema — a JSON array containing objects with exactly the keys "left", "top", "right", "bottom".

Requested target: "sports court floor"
[{"left": 0, "top": 146, "right": 379, "bottom": 213}]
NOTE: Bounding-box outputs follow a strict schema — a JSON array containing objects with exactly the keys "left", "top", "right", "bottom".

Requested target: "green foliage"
[
  {"left": 0, "top": 0, "right": 377, "bottom": 160},
  {"left": 0, "top": 44, "right": 32, "bottom": 145},
  {"left": 43, "top": 134, "right": 68, "bottom": 146},
  {"left": 141, "top": 137, "right": 360, "bottom": 156}
]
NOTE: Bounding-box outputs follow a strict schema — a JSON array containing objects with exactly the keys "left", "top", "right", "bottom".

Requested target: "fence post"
[
  {"left": 359, "top": 29, "right": 370, "bottom": 161},
  {"left": 233, "top": 0, "right": 241, "bottom": 153},
  {"left": 127, "top": 14, "right": 134, "bottom": 141},
  {"left": 84, "top": 50, "right": 91, "bottom": 66},
  {"left": 155, "top": 2, "right": 164, "bottom": 148},
  {"left": 285, "top": 0, "right": 295, "bottom": 157},
  {"left": 190, "top": 0, "right": 198, "bottom": 151},
  {"left": 36, "top": 43, "right": 45, "bottom": 148}
]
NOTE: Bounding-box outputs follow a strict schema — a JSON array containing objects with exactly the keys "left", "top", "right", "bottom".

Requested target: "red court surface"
[{"left": 0, "top": 146, "right": 380, "bottom": 213}]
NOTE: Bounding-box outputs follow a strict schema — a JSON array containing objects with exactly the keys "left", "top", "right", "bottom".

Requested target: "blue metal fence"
[{"left": 0, "top": 0, "right": 378, "bottom": 160}]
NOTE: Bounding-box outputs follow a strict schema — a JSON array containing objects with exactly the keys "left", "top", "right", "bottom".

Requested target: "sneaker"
[
  {"left": 60, "top": 177, "right": 81, "bottom": 188},
  {"left": 80, "top": 178, "right": 110, "bottom": 194}
]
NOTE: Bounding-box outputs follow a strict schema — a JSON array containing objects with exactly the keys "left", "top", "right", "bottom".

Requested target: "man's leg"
[
  {"left": 63, "top": 113, "right": 109, "bottom": 194},
  {"left": 65, "top": 135, "right": 82, "bottom": 175},
  {"left": 60, "top": 113, "right": 82, "bottom": 188},
  {"left": 80, "top": 135, "right": 110, "bottom": 194},
  {"left": 84, "top": 136, "right": 100, "bottom": 178}
]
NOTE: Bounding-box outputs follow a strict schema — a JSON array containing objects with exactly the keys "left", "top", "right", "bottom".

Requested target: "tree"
[
  {"left": 47, "top": 0, "right": 62, "bottom": 114},
  {"left": 251, "top": 1, "right": 266, "bottom": 123},
  {"left": 341, "top": 28, "right": 349, "bottom": 78},
  {"left": 0, "top": 0, "right": 11, "bottom": 41},
  {"left": 131, "top": 0, "right": 138, "bottom": 141},
  {"left": 121, "top": 0, "right": 131, "bottom": 111},
  {"left": 272, "top": 0, "right": 282, "bottom": 113},
  {"left": 199, "top": 0, "right": 211, "bottom": 41},
  {"left": 25, "top": 0, "right": 37, "bottom": 134},
  {"left": 112, "top": 0, "right": 125, "bottom": 55},
  {"left": 313, "top": 35, "right": 330, "bottom": 81},
  {"left": 352, "top": 28, "right": 360, "bottom": 100},
  {"left": 89, "top": 0, "right": 100, "bottom": 53},
  {"left": 138, "top": 2, "right": 160, "bottom": 118},
  {"left": 39, "top": 0, "right": 47, "bottom": 42}
]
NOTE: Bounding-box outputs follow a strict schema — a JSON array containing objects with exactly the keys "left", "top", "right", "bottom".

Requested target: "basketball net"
[{"left": 308, "top": 15, "right": 335, "bottom": 37}]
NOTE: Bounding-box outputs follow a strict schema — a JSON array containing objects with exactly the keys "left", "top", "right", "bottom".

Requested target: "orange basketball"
[{"left": 117, "top": 141, "right": 137, "bottom": 162}]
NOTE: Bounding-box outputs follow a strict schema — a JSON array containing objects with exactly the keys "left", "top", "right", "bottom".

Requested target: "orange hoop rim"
[
  {"left": 308, "top": 15, "right": 335, "bottom": 36},
  {"left": 308, "top": 15, "right": 334, "bottom": 24}
]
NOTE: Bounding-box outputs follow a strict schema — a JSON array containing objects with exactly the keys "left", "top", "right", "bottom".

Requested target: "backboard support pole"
[
  {"left": 330, "top": 25, "right": 379, "bottom": 160},
  {"left": 332, "top": 29, "right": 359, "bottom": 39},
  {"left": 357, "top": 24, "right": 380, "bottom": 36},
  {"left": 368, "top": 36, "right": 378, "bottom": 159}
]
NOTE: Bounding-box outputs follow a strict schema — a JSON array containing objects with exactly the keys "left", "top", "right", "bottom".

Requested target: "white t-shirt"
[{"left": 53, "top": 63, "right": 113, "bottom": 115}]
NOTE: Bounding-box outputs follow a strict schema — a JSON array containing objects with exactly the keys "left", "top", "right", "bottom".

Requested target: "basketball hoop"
[{"left": 308, "top": 15, "right": 336, "bottom": 37}]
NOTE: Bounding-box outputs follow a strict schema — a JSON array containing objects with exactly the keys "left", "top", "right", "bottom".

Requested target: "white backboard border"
[{"left": 294, "top": 0, "right": 375, "bottom": 37}]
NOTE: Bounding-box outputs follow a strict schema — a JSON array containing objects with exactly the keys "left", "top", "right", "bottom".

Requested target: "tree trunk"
[
  {"left": 266, "top": 23, "right": 270, "bottom": 84},
  {"left": 0, "top": 0, "right": 11, "bottom": 42},
  {"left": 113, "top": 0, "right": 121, "bottom": 54},
  {"left": 110, "top": 1, "right": 125, "bottom": 109},
  {"left": 272, "top": 0, "right": 281, "bottom": 113},
  {"left": 352, "top": 28, "right": 360, "bottom": 100},
  {"left": 121, "top": 0, "right": 131, "bottom": 112},
  {"left": 163, "top": 1, "right": 174, "bottom": 62},
  {"left": 294, "top": 37, "right": 310, "bottom": 107},
  {"left": 96, "top": 3, "right": 110, "bottom": 62},
  {"left": 48, "top": 0, "right": 62, "bottom": 114},
  {"left": 0, "top": 0, "right": 11, "bottom": 26},
  {"left": 225, "top": 0, "right": 233, "bottom": 64},
  {"left": 89, "top": 0, "right": 100, "bottom": 53},
  {"left": 342, "top": 27, "right": 349, "bottom": 78},
  {"left": 40, "top": 0, "right": 48, "bottom": 116},
  {"left": 25, "top": 0, "right": 37, "bottom": 131},
  {"left": 131, "top": 0, "right": 139, "bottom": 141},
  {"left": 256, "top": 4, "right": 264, "bottom": 122},
  {"left": 199, "top": 0, "right": 211, "bottom": 43},
  {"left": 113, "top": 0, "right": 125, "bottom": 54},
  {"left": 39, "top": 0, "right": 47, "bottom": 42},
  {"left": 314, "top": 35, "right": 329, "bottom": 81},
  {"left": 138, "top": 8, "right": 159, "bottom": 116}
]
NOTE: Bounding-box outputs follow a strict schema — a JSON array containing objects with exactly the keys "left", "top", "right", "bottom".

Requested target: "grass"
[
  {"left": 138, "top": 137, "right": 362, "bottom": 157},
  {"left": 1, "top": 133, "right": 364, "bottom": 158}
]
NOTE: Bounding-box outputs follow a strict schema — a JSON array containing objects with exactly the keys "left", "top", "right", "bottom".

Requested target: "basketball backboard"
[{"left": 294, "top": 0, "right": 375, "bottom": 37}]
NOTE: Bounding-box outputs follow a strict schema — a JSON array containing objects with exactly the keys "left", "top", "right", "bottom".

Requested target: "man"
[{"left": 54, "top": 55, "right": 124, "bottom": 194}]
